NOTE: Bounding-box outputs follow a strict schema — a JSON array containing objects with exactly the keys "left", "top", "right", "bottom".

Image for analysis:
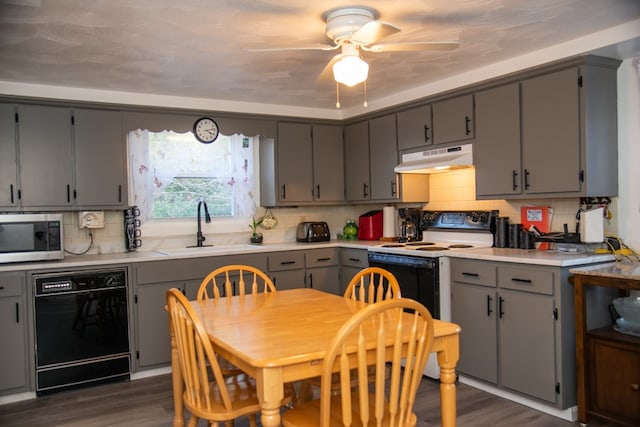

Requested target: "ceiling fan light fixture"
[{"left": 333, "top": 55, "right": 369, "bottom": 87}]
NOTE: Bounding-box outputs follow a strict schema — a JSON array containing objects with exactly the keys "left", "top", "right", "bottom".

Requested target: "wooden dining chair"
[
  {"left": 282, "top": 298, "right": 435, "bottom": 427},
  {"left": 196, "top": 264, "right": 276, "bottom": 300},
  {"left": 343, "top": 266, "right": 401, "bottom": 303},
  {"left": 166, "top": 288, "right": 261, "bottom": 427},
  {"left": 300, "top": 267, "right": 401, "bottom": 401},
  {"left": 196, "top": 265, "right": 278, "bottom": 378}
]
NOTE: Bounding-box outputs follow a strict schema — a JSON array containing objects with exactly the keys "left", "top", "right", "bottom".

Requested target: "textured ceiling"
[{"left": 0, "top": 0, "right": 639, "bottom": 118}]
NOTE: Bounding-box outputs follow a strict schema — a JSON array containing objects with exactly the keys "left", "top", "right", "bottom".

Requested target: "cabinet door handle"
[
  {"left": 118, "top": 185, "right": 122, "bottom": 203},
  {"left": 315, "top": 184, "right": 320, "bottom": 199},
  {"left": 308, "top": 273, "right": 313, "bottom": 288},
  {"left": 281, "top": 184, "right": 286, "bottom": 199},
  {"left": 512, "top": 170, "right": 518, "bottom": 191},
  {"left": 348, "top": 257, "right": 361, "bottom": 263},
  {"left": 16, "top": 302, "right": 20, "bottom": 323},
  {"left": 499, "top": 296, "right": 505, "bottom": 318},
  {"left": 363, "top": 183, "right": 369, "bottom": 198},
  {"left": 280, "top": 261, "right": 296, "bottom": 265},
  {"left": 462, "top": 272, "right": 479, "bottom": 277},
  {"left": 391, "top": 181, "right": 397, "bottom": 197},
  {"left": 424, "top": 125, "right": 430, "bottom": 142},
  {"left": 511, "top": 278, "right": 532, "bottom": 284},
  {"left": 9, "top": 184, "right": 14, "bottom": 204},
  {"left": 316, "top": 257, "right": 331, "bottom": 262},
  {"left": 524, "top": 169, "right": 531, "bottom": 190},
  {"left": 66, "top": 184, "right": 71, "bottom": 203},
  {"left": 465, "top": 116, "right": 471, "bottom": 135},
  {"left": 487, "top": 295, "right": 493, "bottom": 317}
]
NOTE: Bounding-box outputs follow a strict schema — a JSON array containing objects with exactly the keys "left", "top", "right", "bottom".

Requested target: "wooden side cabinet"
[
  {"left": 571, "top": 266, "right": 640, "bottom": 427},
  {"left": 587, "top": 328, "right": 640, "bottom": 426}
]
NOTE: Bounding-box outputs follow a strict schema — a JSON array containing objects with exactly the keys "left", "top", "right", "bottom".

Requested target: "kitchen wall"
[
  {"left": 54, "top": 56, "right": 640, "bottom": 256},
  {"left": 62, "top": 167, "right": 618, "bottom": 254}
]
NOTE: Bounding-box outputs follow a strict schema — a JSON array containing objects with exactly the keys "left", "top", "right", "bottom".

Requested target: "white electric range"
[{"left": 367, "top": 210, "right": 498, "bottom": 378}]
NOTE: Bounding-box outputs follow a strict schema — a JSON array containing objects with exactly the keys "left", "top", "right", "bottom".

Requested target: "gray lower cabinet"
[
  {"left": 0, "top": 272, "right": 28, "bottom": 394},
  {"left": 133, "top": 254, "right": 268, "bottom": 369},
  {"left": 340, "top": 248, "right": 369, "bottom": 292},
  {"left": 0, "top": 104, "right": 18, "bottom": 209},
  {"left": 432, "top": 94, "right": 474, "bottom": 145},
  {"left": 450, "top": 258, "right": 577, "bottom": 408},
  {"left": 268, "top": 248, "right": 340, "bottom": 294}
]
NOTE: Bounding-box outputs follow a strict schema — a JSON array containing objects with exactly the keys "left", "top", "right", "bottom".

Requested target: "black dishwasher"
[{"left": 33, "top": 268, "right": 130, "bottom": 394}]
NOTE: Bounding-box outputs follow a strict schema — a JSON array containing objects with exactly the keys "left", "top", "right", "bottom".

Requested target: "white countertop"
[
  {"left": 448, "top": 247, "right": 616, "bottom": 267},
  {"left": 569, "top": 261, "right": 640, "bottom": 280},
  {"left": 0, "top": 240, "right": 613, "bottom": 272}
]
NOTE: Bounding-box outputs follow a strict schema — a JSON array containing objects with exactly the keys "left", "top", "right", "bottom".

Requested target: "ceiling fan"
[{"left": 247, "top": 6, "right": 460, "bottom": 89}]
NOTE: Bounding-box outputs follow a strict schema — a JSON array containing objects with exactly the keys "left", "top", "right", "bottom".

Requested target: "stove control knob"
[{"left": 470, "top": 212, "right": 480, "bottom": 222}]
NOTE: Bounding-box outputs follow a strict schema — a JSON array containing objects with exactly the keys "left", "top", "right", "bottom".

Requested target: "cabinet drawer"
[
  {"left": 498, "top": 266, "right": 553, "bottom": 295},
  {"left": 451, "top": 259, "right": 496, "bottom": 287},
  {"left": 341, "top": 248, "right": 368, "bottom": 268},
  {"left": 268, "top": 251, "right": 305, "bottom": 271},
  {"left": 306, "top": 248, "right": 338, "bottom": 268},
  {"left": 0, "top": 273, "right": 24, "bottom": 297}
]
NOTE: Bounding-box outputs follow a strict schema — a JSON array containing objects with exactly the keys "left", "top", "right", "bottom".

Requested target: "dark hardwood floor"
[{"left": 0, "top": 374, "right": 611, "bottom": 426}]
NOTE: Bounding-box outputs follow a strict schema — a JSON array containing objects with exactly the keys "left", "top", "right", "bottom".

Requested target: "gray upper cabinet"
[
  {"left": 521, "top": 68, "right": 582, "bottom": 195},
  {"left": 9, "top": 104, "right": 127, "bottom": 210},
  {"left": 74, "top": 109, "right": 126, "bottom": 208},
  {"left": 0, "top": 104, "right": 18, "bottom": 209},
  {"left": 18, "top": 105, "right": 74, "bottom": 208},
  {"left": 277, "top": 122, "right": 314, "bottom": 203},
  {"left": 344, "top": 121, "right": 370, "bottom": 201},
  {"left": 369, "top": 114, "right": 398, "bottom": 200},
  {"left": 475, "top": 84, "right": 522, "bottom": 197},
  {"left": 396, "top": 104, "right": 432, "bottom": 150},
  {"left": 266, "top": 122, "right": 344, "bottom": 205},
  {"left": 312, "top": 124, "right": 344, "bottom": 202},
  {"left": 476, "top": 58, "right": 619, "bottom": 199},
  {"left": 432, "top": 94, "right": 474, "bottom": 144}
]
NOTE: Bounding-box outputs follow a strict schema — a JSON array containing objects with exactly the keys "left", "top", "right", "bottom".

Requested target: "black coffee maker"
[
  {"left": 123, "top": 206, "right": 142, "bottom": 251},
  {"left": 398, "top": 208, "right": 422, "bottom": 242}
]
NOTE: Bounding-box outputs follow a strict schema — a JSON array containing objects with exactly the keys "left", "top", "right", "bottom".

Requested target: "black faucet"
[{"left": 195, "top": 199, "right": 212, "bottom": 247}]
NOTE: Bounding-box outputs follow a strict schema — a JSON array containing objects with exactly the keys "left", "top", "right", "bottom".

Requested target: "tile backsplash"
[{"left": 61, "top": 168, "right": 618, "bottom": 255}]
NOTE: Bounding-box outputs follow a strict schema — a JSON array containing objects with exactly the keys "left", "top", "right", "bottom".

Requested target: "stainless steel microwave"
[{"left": 0, "top": 214, "right": 64, "bottom": 263}]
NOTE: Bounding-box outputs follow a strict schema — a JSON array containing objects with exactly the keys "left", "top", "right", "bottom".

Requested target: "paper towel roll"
[{"left": 383, "top": 206, "right": 397, "bottom": 238}]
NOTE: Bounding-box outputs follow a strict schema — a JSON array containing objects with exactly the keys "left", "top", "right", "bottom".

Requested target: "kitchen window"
[{"left": 127, "top": 129, "right": 259, "bottom": 233}]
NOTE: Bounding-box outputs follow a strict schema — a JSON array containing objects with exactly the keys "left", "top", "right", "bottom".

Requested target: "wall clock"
[{"left": 193, "top": 117, "right": 219, "bottom": 143}]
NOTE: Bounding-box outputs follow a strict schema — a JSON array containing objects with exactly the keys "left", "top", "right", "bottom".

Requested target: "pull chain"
[
  {"left": 335, "top": 82, "right": 341, "bottom": 109},
  {"left": 363, "top": 80, "right": 368, "bottom": 107}
]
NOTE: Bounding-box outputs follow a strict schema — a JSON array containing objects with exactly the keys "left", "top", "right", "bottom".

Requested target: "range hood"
[{"left": 394, "top": 143, "right": 473, "bottom": 174}]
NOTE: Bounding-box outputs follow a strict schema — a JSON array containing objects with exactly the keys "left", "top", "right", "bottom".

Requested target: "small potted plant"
[{"left": 249, "top": 217, "right": 264, "bottom": 244}]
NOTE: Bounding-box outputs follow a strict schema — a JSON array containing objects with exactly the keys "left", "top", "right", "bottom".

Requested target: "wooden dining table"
[{"left": 170, "top": 288, "right": 461, "bottom": 427}]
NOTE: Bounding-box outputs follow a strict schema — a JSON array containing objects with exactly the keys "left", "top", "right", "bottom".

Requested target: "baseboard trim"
[{"left": 458, "top": 375, "right": 577, "bottom": 422}]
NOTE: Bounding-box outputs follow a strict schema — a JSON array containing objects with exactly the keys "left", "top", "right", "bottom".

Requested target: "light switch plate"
[{"left": 79, "top": 211, "right": 105, "bottom": 229}]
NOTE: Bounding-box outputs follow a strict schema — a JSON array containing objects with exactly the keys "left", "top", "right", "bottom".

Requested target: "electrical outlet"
[{"left": 79, "top": 211, "right": 105, "bottom": 229}]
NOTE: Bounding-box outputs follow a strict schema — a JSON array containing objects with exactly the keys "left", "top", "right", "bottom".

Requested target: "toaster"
[{"left": 296, "top": 222, "right": 331, "bottom": 242}]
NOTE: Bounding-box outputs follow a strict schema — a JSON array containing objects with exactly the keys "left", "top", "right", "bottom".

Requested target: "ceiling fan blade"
[
  {"left": 245, "top": 44, "right": 337, "bottom": 52},
  {"left": 366, "top": 41, "right": 460, "bottom": 53},
  {"left": 317, "top": 53, "right": 343, "bottom": 81},
  {"left": 350, "top": 20, "right": 400, "bottom": 45}
]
